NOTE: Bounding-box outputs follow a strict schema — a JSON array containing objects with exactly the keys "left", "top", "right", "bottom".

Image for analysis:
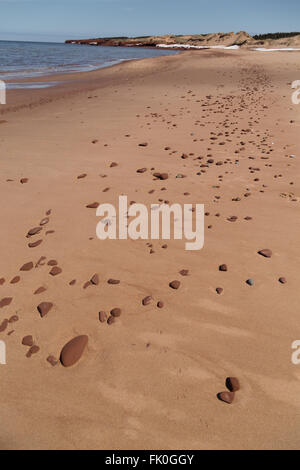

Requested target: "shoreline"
[{"left": 0, "top": 50, "right": 186, "bottom": 115}]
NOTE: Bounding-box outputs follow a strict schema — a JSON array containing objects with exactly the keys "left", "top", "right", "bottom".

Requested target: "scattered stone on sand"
[
  {"left": 99, "top": 311, "right": 107, "bottom": 323},
  {"left": 90, "top": 274, "right": 99, "bottom": 285},
  {"left": 226, "top": 377, "right": 240, "bottom": 392},
  {"left": 10, "top": 276, "right": 20, "bottom": 284},
  {"left": 153, "top": 172, "right": 169, "bottom": 180},
  {"left": 111, "top": 308, "right": 122, "bottom": 317},
  {"left": 0, "top": 297, "right": 13, "bottom": 308},
  {"left": 27, "top": 227, "right": 42, "bottom": 237},
  {"left": 8, "top": 315, "right": 18, "bottom": 323},
  {"left": 107, "top": 316, "right": 115, "bottom": 325},
  {"left": 48, "top": 260, "right": 58, "bottom": 266},
  {"left": 179, "top": 269, "right": 189, "bottom": 276},
  {"left": 219, "top": 264, "right": 228, "bottom": 272},
  {"left": 20, "top": 262, "right": 34, "bottom": 272},
  {"left": 217, "top": 391, "right": 235, "bottom": 404},
  {"left": 246, "top": 279, "right": 254, "bottom": 286},
  {"left": 258, "top": 249, "right": 272, "bottom": 258},
  {"left": 69, "top": 279, "right": 76, "bottom": 286},
  {"left": 107, "top": 279, "right": 120, "bottom": 285},
  {"left": 77, "top": 173, "right": 87, "bottom": 179},
  {"left": 34, "top": 286, "right": 47, "bottom": 295},
  {"left": 28, "top": 240, "right": 43, "bottom": 248},
  {"left": 0, "top": 319, "right": 8, "bottom": 332},
  {"left": 142, "top": 296, "right": 152, "bottom": 306},
  {"left": 216, "top": 287, "right": 223, "bottom": 295},
  {"left": 0, "top": 278, "right": 5, "bottom": 285},
  {"left": 40, "top": 217, "right": 49, "bottom": 226},
  {"left": 139, "top": 142, "right": 148, "bottom": 147},
  {"left": 86, "top": 202, "right": 99, "bottom": 209},
  {"left": 110, "top": 162, "right": 118, "bottom": 168},
  {"left": 157, "top": 301, "right": 164, "bottom": 309},
  {"left": 47, "top": 355, "right": 58, "bottom": 366},
  {"left": 137, "top": 168, "right": 147, "bottom": 173},
  {"left": 279, "top": 277, "right": 287, "bottom": 284},
  {"left": 20, "top": 178, "right": 28, "bottom": 184},
  {"left": 37, "top": 302, "right": 53, "bottom": 318},
  {"left": 36, "top": 256, "right": 46, "bottom": 267},
  {"left": 26, "top": 345, "right": 40, "bottom": 358},
  {"left": 49, "top": 266, "right": 62, "bottom": 276},
  {"left": 22, "top": 335, "right": 34, "bottom": 347},
  {"left": 60, "top": 335, "right": 88, "bottom": 367},
  {"left": 169, "top": 280, "right": 181, "bottom": 290}
]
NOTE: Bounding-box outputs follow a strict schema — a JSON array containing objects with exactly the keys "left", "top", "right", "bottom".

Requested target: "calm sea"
[{"left": 0, "top": 40, "right": 178, "bottom": 89}]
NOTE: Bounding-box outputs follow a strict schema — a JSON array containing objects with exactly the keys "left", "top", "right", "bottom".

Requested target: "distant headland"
[{"left": 65, "top": 31, "right": 300, "bottom": 49}]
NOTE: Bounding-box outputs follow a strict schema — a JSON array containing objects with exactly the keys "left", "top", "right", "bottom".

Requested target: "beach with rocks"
[{"left": 0, "top": 48, "right": 300, "bottom": 449}]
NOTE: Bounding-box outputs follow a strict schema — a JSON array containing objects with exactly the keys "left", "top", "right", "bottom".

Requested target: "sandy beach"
[{"left": 0, "top": 48, "right": 300, "bottom": 450}]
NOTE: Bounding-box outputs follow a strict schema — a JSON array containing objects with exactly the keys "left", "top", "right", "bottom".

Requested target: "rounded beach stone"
[
  {"left": 219, "top": 264, "right": 228, "bottom": 272},
  {"left": 47, "top": 355, "right": 58, "bottom": 366},
  {"left": 37, "top": 302, "right": 53, "bottom": 318},
  {"left": 157, "top": 301, "right": 164, "bottom": 309},
  {"left": 40, "top": 217, "right": 49, "bottom": 226},
  {"left": 20, "top": 262, "right": 34, "bottom": 272},
  {"left": 111, "top": 308, "right": 122, "bottom": 318},
  {"left": 216, "top": 287, "right": 223, "bottom": 295},
  {"left": 10, "top": 276, "right": 20, "bottom": 284},
  {"left": 49, "top": 266, "right": 62, "bottom": 276},
  {"left": 107, "top": 279, "right": 120, "bottom": 285},
  {"left": 142, "top": 296, "right": 152, "bottom": 306},
  {"left": 48, "top": 260, "right": 58, "bottom": 266},
  {"left": 179, "top": 269, "right": 189, "bottom": 276},
  {"left": 28, "top": 240, "right": 43, "bottom": 248},
  {"left": 99, "top": 311, "right": 107, "bottom": 323},
  {"left": 34, "top": 286, "right": 47, "bottom": 295},
  {"left": 9, "top": 315, "right": 18, "bottom": 323},
  {"left": 26, "top": 345, "right": 40, "bottom": 358},
  {"left": 27, "top": 227, "right": 42, "bottom": 237},
  {"left": 60, "top": 335, "right": 88, "bottom": 367},
  {"left": 279, "top": 277, "right": 287, "bottom": 284},
  {"left": 217, "top": 391, "right": 235, "bottom": 404},
  {"left": 86, "top": 202, "right": 99, "bottom": 209},
  {"left": 258, "top": 249, "right": 272, "bottom": 258},
  {"left": 226, "top": 377, "right": 240, "bottom": 392},
  {"left": 90, "top": 274, "right": 99, "bottom": 285},
  {"left": 0, "top": 297, "right": 13, "bottom": 308},
  {"left": 169, "top": 280, "right": 181, "bottom": 290},
  {"left": 0, "top": 319, "right": 8, "bottom": 332},
  {"left": 22, "top": 335, "right": 34, "bottom": 347}
]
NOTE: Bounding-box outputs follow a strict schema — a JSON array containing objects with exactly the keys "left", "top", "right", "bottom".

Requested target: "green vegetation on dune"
[{"left": 253, "top": 32, "right": 300, "bottom": 40}]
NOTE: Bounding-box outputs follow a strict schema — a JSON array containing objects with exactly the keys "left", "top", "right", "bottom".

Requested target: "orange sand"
[{"left": 0, "top": 49, "right": 300, "bottom": 450}]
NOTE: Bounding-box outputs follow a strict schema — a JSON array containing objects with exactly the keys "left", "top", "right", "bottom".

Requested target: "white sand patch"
[
  {"left": 156, "top": 44, "right": 240, "bottom": 50},
  {"left": 254, "top": 47, "right": 300, "bottom": 52}
]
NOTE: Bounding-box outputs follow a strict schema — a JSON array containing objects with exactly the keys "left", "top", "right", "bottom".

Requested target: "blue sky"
[{"left": 0, "top": 0, "right": 299, "bottom": 43}]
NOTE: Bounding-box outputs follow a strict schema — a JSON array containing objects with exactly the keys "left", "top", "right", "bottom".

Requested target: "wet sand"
[{"left": 0, "top": 49, "right": 300, "bottom": 450}]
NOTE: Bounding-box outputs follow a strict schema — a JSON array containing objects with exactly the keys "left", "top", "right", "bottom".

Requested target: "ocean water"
[{"left": 0, "top": 40, "right": 178, "bottom": 88}]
